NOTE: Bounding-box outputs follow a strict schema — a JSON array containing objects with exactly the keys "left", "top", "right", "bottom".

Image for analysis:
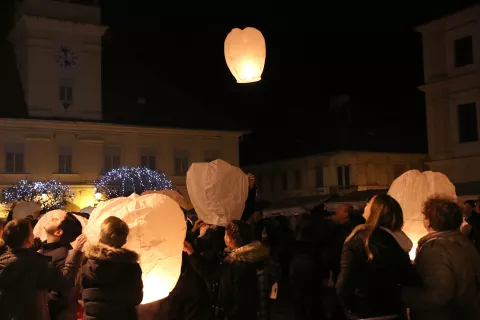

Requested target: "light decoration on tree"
[
  {"left": 95, "top": 167, "right": 173, "bottom": 200},
  {"left": 1, "top": 180, "right": 74, "bottom": 211}
]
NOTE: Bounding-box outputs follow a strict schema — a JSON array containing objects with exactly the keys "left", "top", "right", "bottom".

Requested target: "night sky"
[{"left": 0, "top": 0, "right": 477, "bottom": 165}]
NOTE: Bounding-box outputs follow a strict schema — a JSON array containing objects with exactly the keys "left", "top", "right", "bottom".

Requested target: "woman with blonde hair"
[{"left": 336, "top": 194, "right": 414, "bottom": 320}]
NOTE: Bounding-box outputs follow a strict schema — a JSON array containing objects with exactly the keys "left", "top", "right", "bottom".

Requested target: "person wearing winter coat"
[
  {"left": 290, "top": 213, "right": 327, "bottom": 320},
  {"left": 81, "top": 216, "right": 143, "bottom": 320},
  {"left": 0, "top": 218, "right": 85, "bottom": 320},
  {"left": 336, "top": 194, "right": 414, "bottom": 320},
  {"left": 402, "top": 196, "right": 480, "bottom": 320},
  {"left": 328, "top": 204, "right": 365, "bottom": 285},
  {"left": 39, "top": 211, "right": 83, "bottom": 320},
  {"left": 168, "top": 251, "right": 212, "bottom": 320},
  {"left": 185, "top": 219, "right": 269, "bottom": 320}
]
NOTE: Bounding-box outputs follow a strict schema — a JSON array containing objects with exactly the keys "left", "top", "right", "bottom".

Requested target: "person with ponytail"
[{"left": 336, "top": 194, "right": 414, "bottom": 320}]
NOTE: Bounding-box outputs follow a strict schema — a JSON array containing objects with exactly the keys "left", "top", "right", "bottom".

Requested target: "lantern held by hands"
[
  {"left": 224, "top": 27, "right": 266, "bottom": 83},
  {"left": 83, "top": 193, "right": 187, "bottom": 304},
  {"left": 187, "top": 159, "right": 249, "bottom": 226},
  {"left": 388, "top": 170, "right": 457, "bottom": 260}
]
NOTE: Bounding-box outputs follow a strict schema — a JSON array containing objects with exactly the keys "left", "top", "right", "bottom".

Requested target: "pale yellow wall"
[
  {"left": 418, "top": 6, "right": 480, "bottom": 183},
  {"left": 243, "top": 151, "right": 427, "bottom": 202},
  {"left": 0, "top": 119, "right": 241, "bottom": 208}
]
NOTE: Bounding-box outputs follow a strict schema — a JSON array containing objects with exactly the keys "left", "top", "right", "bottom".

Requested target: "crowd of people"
[{"left": 0, "top": 183, "right": 480, "bottom": 320}]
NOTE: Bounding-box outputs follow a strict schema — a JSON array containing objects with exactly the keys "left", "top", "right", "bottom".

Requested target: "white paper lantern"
[
  {"left": 13, "top": 201, "right": 41, "bottom": 219},
  {"left": 141, "top": 190, "right": 193, "bottom": 210},
  {"left": 186, "top": 159, "right": 248, "bottom": 226},
  {"left": 33, "top": 210, "right": 88, "bottom": 248},
  {"left": 224, "top": 27, "right": 266, "bottom": 83},
  {"left": 84, "top": 193, "right": 187, "bottom": 304},
  {"left": 388, "top": 170, "right": 457, "bottom": 260}
]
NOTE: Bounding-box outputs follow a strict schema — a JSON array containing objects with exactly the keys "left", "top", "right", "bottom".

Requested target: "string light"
[
  {"left": 95, "top": 166, "right": 173, "bottom": 200},
  {"left": 1, "top": 180, "right": 75, "bottom": 211}
]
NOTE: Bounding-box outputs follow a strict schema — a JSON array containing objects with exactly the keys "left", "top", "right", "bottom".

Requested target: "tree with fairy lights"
[
  {"left": 95, "top": 166, "right": 174, "bottom": 200},
  {"left": 1, "top": 180, "right": 75, "bottom": 211}
]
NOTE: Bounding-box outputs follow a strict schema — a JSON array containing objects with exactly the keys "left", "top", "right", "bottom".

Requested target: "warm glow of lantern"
[
  {"left": 224, "top": 27, "right": 266, "bottom": 83},
  {"left": 388, "top": 170, "right": 457, "bottom": 260},
  {"left": 84, "top": 193, "right": 187, "bottom": 304},
  {"left": 187, "top": 159, "right": 249, "bottom": 226}
]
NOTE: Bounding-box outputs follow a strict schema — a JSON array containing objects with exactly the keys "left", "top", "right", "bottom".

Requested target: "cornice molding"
[
  {"left": 0, "top": 118, "right": 246, "bottom": 138},
  {"left": 19, "top": 15, "right": 108, "bottom": 37}
]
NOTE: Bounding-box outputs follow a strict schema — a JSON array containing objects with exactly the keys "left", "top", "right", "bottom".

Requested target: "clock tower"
[{"left": 8, "top": 0, "right": 107, "bottom": 121}]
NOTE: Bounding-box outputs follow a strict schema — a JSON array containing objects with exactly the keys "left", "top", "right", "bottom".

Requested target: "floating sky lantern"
[
  {"left": 187, "top": 159, "right": 249, "bottom": 226},
  {"left": 84, "top": 193, "right": 186, "bottom": 304},
  {"left": 388, "top": 170, "right": 457, "bottom": 260},
  {"left": 224, "top": 27, "right": 266, "bottom": 83}
]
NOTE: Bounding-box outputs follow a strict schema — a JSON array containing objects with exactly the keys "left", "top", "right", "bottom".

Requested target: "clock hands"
[{"left": 55, "top": 46, "right": 77, "bottom": 68}]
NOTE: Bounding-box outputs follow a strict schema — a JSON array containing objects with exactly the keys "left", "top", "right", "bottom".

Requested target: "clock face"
[{"left": 55, "top": 45, "right": 78, "bottom": 69}]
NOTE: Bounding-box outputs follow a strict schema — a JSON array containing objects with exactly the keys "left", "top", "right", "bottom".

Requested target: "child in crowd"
[{"left": 81, "top": 216, "right": 143, "bottom": 320}]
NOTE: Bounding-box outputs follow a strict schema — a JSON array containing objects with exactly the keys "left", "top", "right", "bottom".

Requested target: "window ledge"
[
  {"left": 52, "top": 172, "right": 80, "bottom": 175},
  {"left": 2, "top": 172, "right": 29, "bottom": 175}
]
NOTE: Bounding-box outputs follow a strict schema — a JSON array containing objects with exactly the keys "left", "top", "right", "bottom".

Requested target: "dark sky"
[{"left": 0, "top": 0, "right": 477, "bottom": 165}]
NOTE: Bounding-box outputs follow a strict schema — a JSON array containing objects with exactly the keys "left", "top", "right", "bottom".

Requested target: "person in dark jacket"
[
  {"left": 336, "top": 194, "right": 414, "bottom": 320},
  {"left": 39, "top": 211, "right": 83, "bottom": 320},
  {"left": 329, "top": 204, "right": 365, "bottom": 284},
  {"left": 0, "top": 218, "right": 85, "bottom": 320},
  {"left": 81, "top": 216, "right": 143, "bottom": 320},
  {"left": 185, "top": 220, "right": 269, "bottom": 320},
  {"left": 402, "top": 196, "right": 480, "bottom": 320},
  {"left": 465, "top": 197, "right": 480, "bottom": 252},
  {"left": 290, "top": 213, "right": 327, "bottom": 320},
  {"left": 168, "top": 251, "right": 212, "bottom": 320},
  {"left": 241, "top": 173, "right": 257, "bottom": 222}
]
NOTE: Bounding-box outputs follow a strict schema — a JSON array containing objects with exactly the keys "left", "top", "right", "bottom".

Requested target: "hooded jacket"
[
  {"left": 336, "top": 226, "right": 414, "bottom": 319},
  {"left": 402, "top": 230, "right": 480, "bottom": 320},
  {"left": 189, "top": 240, "right": 270, "bottom": 320},
  {"left": 81, "top": 243, "right": 143, "bottom": 320},
  {"left": 0, "top": 247, "right": 83, "bottom": 320}
]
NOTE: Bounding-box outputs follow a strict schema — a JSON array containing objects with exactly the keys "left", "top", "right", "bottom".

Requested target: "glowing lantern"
[
  {"left": 186, "top": 159, "right": 249, "bottom": 226},
  {"left": 224, "top": 27, "right": 266, "bottom": 83},
  {"left": 84, "top": 193, "right": 186, "bottom": 304},
  {"left": 388, "top": 170, "right": 457, "bottom": 260},
  {"left": 33, "top": 209, "right": 88, "bottom": 248},
  {"left": 141, "top": 189, "right": 193, "bottom": 210}
]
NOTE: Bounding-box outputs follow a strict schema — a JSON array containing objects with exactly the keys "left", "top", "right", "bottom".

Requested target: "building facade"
[
  {"left": 244, "top": 151, "right": 426, "bottom": 203},
  {"left": 2, "top": 0, "right": 242, "bottom": 209},
  {"left": 417, "top": 6, "right": 480, "bottom": 183}
]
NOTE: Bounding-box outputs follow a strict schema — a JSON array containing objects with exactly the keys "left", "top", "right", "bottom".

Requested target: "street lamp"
[{"left": 224, "top": 27, "right": 266, "bottom": 83}]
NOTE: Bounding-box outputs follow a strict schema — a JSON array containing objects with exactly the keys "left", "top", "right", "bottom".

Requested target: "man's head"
[
  {"left": 2, "top": 219, "right": 35, "bottom": 249},
  {"left": 253, "top": 211, "right": 263, "bottom": 223},
  {"left": 100, "top": 216, "right": 129, "bottom": 248},
  {"left": 44, "top": 211, "right": 82, "bottom": 244},
  {"left": 334, "top": 204, "right": 354, "bottom": 224}
]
